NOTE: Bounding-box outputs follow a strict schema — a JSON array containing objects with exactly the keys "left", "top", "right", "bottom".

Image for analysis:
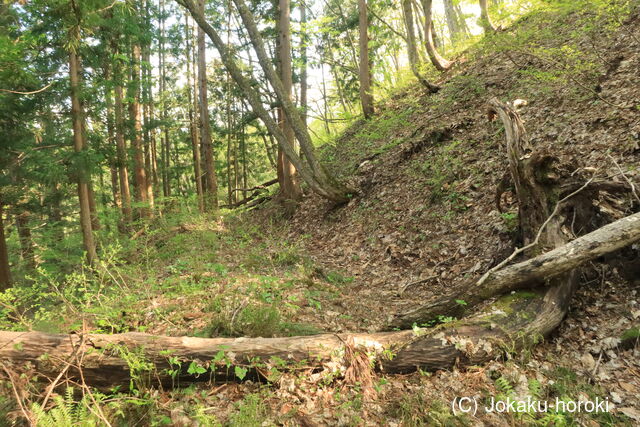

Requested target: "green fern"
[
  {"left": 528, "top": 379, "right": 543, "bottom": 399},
  {"left": 495, "top": 376, "right": 514, "bottom": 395},
  {"left": 31, "top": 387, "right": 103, "bottom": 427}
]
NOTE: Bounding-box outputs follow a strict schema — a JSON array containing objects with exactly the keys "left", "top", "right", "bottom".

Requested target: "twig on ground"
[
  {"left": 41, "top": 334, "right": 86, "bottom": 409},
  {"left": 0, "top": 362, "right": 33, "bottom": 424},
  {"left": 607, "top": 153, "right": 640, "bottom": 204}
]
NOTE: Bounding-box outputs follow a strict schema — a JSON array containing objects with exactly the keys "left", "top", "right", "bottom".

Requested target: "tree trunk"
[
  {"left": 260, "top": 131, "right": 277, "bottom": 169},
  {"left": 15, "top": 211, "right": 36, "bottom": 271},
  {"left": 87, "top": 184, "right": 100, "bottom": 231},
  {"left": 401, "top": 0, "right": 439, "bottom": 92},
  {"left": 0, "top": 204, "right": 11, "bottom": 290},
  {"left": 358, "top": 0, "right": 375, "bottom": 119},
  {"left": 197, "top": 0, "right": 219, "bottom": 210},
  {"left": 112, "top": 41, "right": 133, "bottom": 225},
  {"left": 142, "top": 0, "right": 156, "bottom": 213},
  {"left": 180, "top": 0, "right": 353, "bottom": 203},
  {"left": 240, "top": 111, "right": 248, "bottom": 200},
  {"left": 276, "top": 0, "right": 303, "bottom": 201},
  {"left": 69, "top": 49, "right": 97, "bottom": 266},
  {"left": 160, "top": 0, "right": 171, "bottom": 198},
  {"left": 299, "top": 2, "right": 308, "bottom": 127},
  {"left": 103, "top": 61, "right": 122, "bottom": 214},
  {"left": 421, "top": 0, "right": 452, "bottom": 71},
  {"left": 479, "top": 0, "right": 497, "bottom": 32},
  {"left": 129, "top": 43, "right": 150, "bottom": 219},
  {"left": 443, "top": 0, "right": 468, "bottom": 42},
  {"left": 185, "top": 13, "right": 205, "bottom": 213}
]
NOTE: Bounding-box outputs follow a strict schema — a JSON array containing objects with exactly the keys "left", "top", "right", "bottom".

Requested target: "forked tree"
[
  {"left": 177, "top": 0, "right": 354, "bottom": 203},
  {"left": 421, "top": 0, "right": 452, "bottom": 71}
]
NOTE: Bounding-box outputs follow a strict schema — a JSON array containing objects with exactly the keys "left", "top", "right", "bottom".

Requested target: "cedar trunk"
[
  {"left": 276, "top": 0, "right": 303, "bottom": 201},
  {"left": 0, "top": 204, "right": 11, "bottom": 290},
  {"left": 358, "top": 0, "right": 375, "bottom": 118},
  {"left": 185, "top": 13, "right": 205, "bottom": 212},
  {"left": 129, "top": 43, "right": 150, "bottom": 219},
  {"left": 15, "top": 211, "right": 36, "bottom": 270},
  {"left": 112, "top": 49, "right": 133, "bottom": 224},
  {"left": 198, "top": 0, "right": 219, "bottom": 210},
  {"left": 69, "top": 50, "right": 97, "bottom": 265}
]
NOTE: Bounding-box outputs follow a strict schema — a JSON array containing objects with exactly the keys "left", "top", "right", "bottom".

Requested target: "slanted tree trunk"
[
  {"left": 0, "top": 204, "right": 11, "bottom": 290},
  {"left": 180, "top": 0, "right": 353, "bottom": 203},
  {"left": 421, "top": 0, "right": 452, "bottom": 71},
  {"left": 391, "top": 98, "right": 640, "bottom": 331},
  {"left": 401, "top": 0, "right": 439, "bottom": 92},
  {"left": 393, "top": 209, "right": 640, "bottom": 328},
  {"left": 197, "top": 0, "right": 219, "bottom": 210},
  {"left": 479, "top": 0, "right": 497, "bottom": 32},
  {"left": 185, "top": 13, "right": 204, "bottom": 212},
  {"left": 358, "top": 0, "right": 375, "bottom": 118},
  {"left": 276, "top": 0, "right": 303, "bottom": 201},
  {"left": 69, "top": 48, "right": 97, "bottom": 265}
]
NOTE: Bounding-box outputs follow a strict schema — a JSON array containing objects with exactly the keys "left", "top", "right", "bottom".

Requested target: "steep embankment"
[{"left": 275, "top": 5, "right": 640, "bottom": 335}]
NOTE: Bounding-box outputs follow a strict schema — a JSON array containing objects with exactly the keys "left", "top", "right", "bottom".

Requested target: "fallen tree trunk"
[
  {"left": 230, "top": 178, "right": 278, "bottom": 195},
  {"left": 0, "top": 286, "right": 576, "bottom": 387},
  {"left": 221, "top": 178, "right": 277, "bottom": 208},
  {"left": 391, "top": 210, "right": 640, "bottom": 328}
]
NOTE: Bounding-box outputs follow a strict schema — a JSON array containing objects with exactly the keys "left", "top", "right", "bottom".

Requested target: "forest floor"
[{"left": 3, "top": 2, "right": 640, "bottom": 426}]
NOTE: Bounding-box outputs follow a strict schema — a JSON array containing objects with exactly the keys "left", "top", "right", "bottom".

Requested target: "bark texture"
[
  {"left": 421, "top": 0, "right": 452, "bottom": 71},
  {"left": 129, "top": 43, "right": 151, "bottom": 218},
  {"left": 0, "top": 204, "right": 11, "bottom": 290},
  {"left": 358, "top": 0, "right": 375, "bottom": 118},
  {"left": 69, "top": 49, "right": 97, "bottom": 265},
  {"left": 393, "top": 209, "right": 640, "bottom": 328},
  {"left": 198, "top": 0, "right": 219, "bottom": 210},
  {"left": 276, "top": 0, "right": 303, "bottom": 201},
  {"left": 401, "top": 0, "right": 439, "bottom": 92},
  {"left": 479, "top": 0, "right": 497, "bottom": 32}
]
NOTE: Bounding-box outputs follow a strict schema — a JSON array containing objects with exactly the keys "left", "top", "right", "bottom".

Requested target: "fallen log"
[
  {"left": 221, "top": 178, "right": 277, "bottom": 209},
  {"left": 391, "top": 210, "right": 640, "bottom": 329},
  {"left": 230, "top": 178, "right": 278, "bottom": 195},
  {"left": 0, "top": 287, "right": 575, "bottom": 387}
]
